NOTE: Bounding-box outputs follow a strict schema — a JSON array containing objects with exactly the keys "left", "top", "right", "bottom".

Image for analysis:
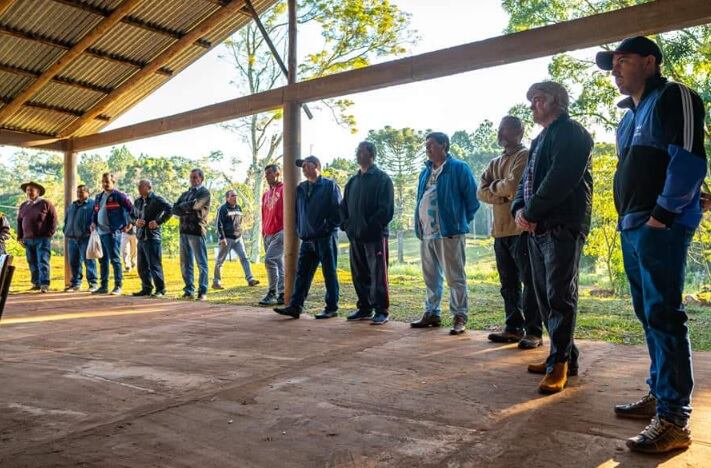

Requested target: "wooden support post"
[
  {"left": 63, "top": 148, "right": 77, "bottom": 288},
  {"left": 282, "top": 0, "right": 300, "bottom": 304}
]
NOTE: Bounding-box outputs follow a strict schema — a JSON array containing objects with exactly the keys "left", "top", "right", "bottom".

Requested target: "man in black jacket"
[
  {"left": 213, "top": 190, "right": 258, "bottom": 289},
  {"left": 340, "top": 142, "right": 394, "bottom": 325},
  {"left": 273, "top": 156, "right": 342, "bottom": 319},
  {"left": 131, "top": 179, "right": 172, "bottom": 297},
  {"left": 172, "top": 168, "right": 211, "bottom": 300},
  {"left": 511, "top": 81, "right": 593, "bottom": 395}
]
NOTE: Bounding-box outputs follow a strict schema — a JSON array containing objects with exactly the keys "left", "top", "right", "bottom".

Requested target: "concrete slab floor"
[{"left": 0, "top": 292, "right": 709, "bottom": 467}]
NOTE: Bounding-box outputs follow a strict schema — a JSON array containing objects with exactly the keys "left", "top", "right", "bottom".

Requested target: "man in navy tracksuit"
[
  {"left": 274, "top": 156, "right": 342, "bottom": 319},
  {"left": 91, "top": 173, "right": 133, "bottom": 295},
  {"left": 596, "top": 37, "right": 707, "bottom": 454}
]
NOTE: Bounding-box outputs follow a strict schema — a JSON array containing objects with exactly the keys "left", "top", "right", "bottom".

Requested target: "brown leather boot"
[
  {"left": 538, "top": 362, "right": 568, "bottom": 394},
  {"left": 528, "top": 360, "right": 578, "bottom": 376}
]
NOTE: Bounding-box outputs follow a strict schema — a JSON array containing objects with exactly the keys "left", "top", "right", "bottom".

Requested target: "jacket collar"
[
  {"left": 502, "top": 144, "right": 526, "bottom": 157},
  {"left": 358, "top": 164, "right": 379, "bottom": 176},
  {"left": 425, "top": 154, "right": 452, "bottom": 170},
  {"left": 617, "top": 75, "right": 667, "bottom": 110}
]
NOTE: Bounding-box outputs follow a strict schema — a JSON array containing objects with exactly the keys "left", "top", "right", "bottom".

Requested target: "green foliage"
[{"left": 323, "top": 157, "right": 359, "bottom": 190}]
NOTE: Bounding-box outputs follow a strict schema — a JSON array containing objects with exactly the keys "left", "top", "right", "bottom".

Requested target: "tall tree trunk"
[
  {"left": 249, "top": 172, "right": 263, "bottom": 263},
  {"left": 397, "top": 230, "right": 404, "bottom": 263}
]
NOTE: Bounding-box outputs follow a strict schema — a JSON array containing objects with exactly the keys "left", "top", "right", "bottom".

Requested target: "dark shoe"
[
  {"left": 29, "top": 284, "right": 41, "bottom": 291},
  {"left": 274, "top": 305, "right": 301, "bottom": 319},
  {"left": 488, "top": 330, "right": 524, "bottom": 343},
  {"left": 259, "top": 291, "right": 277, "bottom": 306},
  {"left": 181, "top": 292, "right": 194, "bottom": 299},
  {"left": 410, "top": 312, "right": 441, "bottom": 328},
  {"left": 615, "top": 393, "right": 657, "bottom": 419},
  {"left": 212, "top": 283, "right": 225, "bottom": 290},
  {"left": 92, "top": 288, "right": 109, "bottom": 295},
  {"left": 449, "top": 316, "right": 466, "bottom": 335},
  {"left": 518, "top": 335, "right": 543, "bottom": 349},
  {"left": 626, "top": 417, "right": 691, "bottom": 453},
  {"left": 132, "top": 290, "right": 152, "bottom": 297},
  {"left": 371, "top": 313, "right": 389, "bottom": 325},
  {"left": 276, "top": 293, "right": 285, "bottom": 305},
  {"left": 197, "top": 293, "right": 207, "bottom": 301},
  {"left": 314, "top": 310, "right": 338, "bottom": 319},
  {"left": 528, "top": 360, "right": 578, "bottom": 376},
  {"left": 110, "top": 287, "right": 122, "bottom": 296},
  {"left": 347, "top": 310, "right": 374, "bottom": 321},
  {"left": 248, "top": 279, "right": 260, "bottom": 287},
  {"left": 538, "top": 362, "right": 568, "bottom": 394},
  {"left": 151, "top": 290, "right": 166, "bottom": 297}
]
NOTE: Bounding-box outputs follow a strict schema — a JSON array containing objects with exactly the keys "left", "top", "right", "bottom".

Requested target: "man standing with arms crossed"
[
  {"left": 340, "top": 141, "right": 394, "bottom": 325},
  {"left": 478, "top": 116, "right": 542, "bottom": 349},
  {"left": 259, "top": 164, "right": 285, "bottom": 306},
  {"left": 596, "top": 36, "right": 706, "bottom": 454}
]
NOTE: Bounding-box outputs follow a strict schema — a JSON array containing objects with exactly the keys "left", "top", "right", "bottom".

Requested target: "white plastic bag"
[{"left": 86, "top": 230, "right": 103, "bottom": 260}]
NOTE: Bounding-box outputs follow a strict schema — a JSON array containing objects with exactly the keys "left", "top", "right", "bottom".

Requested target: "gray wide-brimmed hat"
[{"left": 20, "top": 181, "right": 46, "bottom": 196}]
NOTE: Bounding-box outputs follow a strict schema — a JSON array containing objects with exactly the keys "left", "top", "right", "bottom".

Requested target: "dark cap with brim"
[
  {"left": 295, "top": 155, "right": 321, "bottom": 168},
  {"left": 20, "top": 181, "right": 46, "bottom": 196},
  {"left": 596, "top": 36, "right": 662, "bottom": 71}
]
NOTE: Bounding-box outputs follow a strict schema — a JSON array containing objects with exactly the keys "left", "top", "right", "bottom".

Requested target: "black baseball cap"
[
  {"left": 596, "top": 36, "right": 662, "bottom": 71},
  {"left": 295, "top": 155, "right": 321, "bottom": 168}
]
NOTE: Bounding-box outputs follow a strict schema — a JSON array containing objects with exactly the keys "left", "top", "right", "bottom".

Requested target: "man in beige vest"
[{"left": 477, "top": 116, "right": 542, "bottom": 349}]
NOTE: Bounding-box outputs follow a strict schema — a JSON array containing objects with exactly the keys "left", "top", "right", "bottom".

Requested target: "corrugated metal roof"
[{"left": 0, "top": 0, "right": 279, "bottom": 138}]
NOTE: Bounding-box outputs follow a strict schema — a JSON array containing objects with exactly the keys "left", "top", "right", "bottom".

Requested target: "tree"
[
  {"left": 367, "top": 126, "right": 424, "bottom": 262},
  {"left": 220, "top": 0, "right": 415, "bottom": 261},
  {"left": 323, "top": 157, "right": 358, "bottom": 190}
]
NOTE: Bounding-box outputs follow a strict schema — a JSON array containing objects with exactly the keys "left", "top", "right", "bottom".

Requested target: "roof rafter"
[
  {"left": 0, "top": 0, "right": 144, "bottom": 125},
  {"left": 51, "top": 0, "right": 213, "bottom": 49},
  {"left": 0, "top": 95, "right": 110, "bottom": 121},
  {"left": 0, "top": 128, "right": 66, "bottom": 151},
  {"left": 0, "top": 0, "right": 14, "bottom": 18},
  {"left": 67, "top": 0, "right": 711, "bottom": 151},
  {"left": 59, "top": 0, "right": 248, "bottom": 137},
  {"left": 0, "top": 24, "right": 173, "bottom": 77},
  {"left": 0, "top": 62, "right": 114, "bottom": 94}
]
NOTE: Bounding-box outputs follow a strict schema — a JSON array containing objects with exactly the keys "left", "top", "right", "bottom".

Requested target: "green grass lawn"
[{"left": 7, "top": 235, "right": 711, "bottom": 351}]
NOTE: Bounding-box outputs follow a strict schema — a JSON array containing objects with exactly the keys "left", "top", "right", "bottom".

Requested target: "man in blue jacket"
[
  {"left": 274, "top": 156, "right": 342, "bottom": 319},
  {"left": 596, "top": 36, "right": 707, "bottom": 454},
  {"left": 63, "top": 184, "right": 97, "bottom": 292},
  {"left": 411, "top": 132, "right": 479, "bottom": 335},
  {"left": 91, "top": 173, "right": 133, "bottom": 295},
  {"left": 213, "top": 189, "right": 258, "bottom": 289}
]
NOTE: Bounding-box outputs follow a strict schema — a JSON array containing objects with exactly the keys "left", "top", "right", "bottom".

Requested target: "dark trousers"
[
  {"left": 349, "top": 236, "right": 389, "bottom": 315},
  {"left": 621, "top": 223, "right": 694, "bottom": 426},
  {"left": 99, "top": 231, "right": 122, "bottom": 289},
  {"left": 137, "top": 239, "right": 165, "bottom": 293},
  {"left": 67, "top": 236, "right": 97, "bottom": 288},
  {"left": 290, "top": 233, "right": 339, "bottom": 311},
  {"left": 528, "top": 226, "right": 585, "bottom": 373},
  {"left": 494, "top": 234, "right": 542, "bottom": 337}
]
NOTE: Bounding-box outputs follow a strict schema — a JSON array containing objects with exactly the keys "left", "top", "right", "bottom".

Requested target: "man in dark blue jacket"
[
  {"left": 213, "top": 190, "right": 258, "bottom": 289},
  {"left": 512, "top": 81, "right": 593, "bottom": 395},
  {"left": 63, "top": 184, "right": 97, "bottom": 292},
  {"left": 130, "top": 179, "right": 172, "bottom": 297},
  {"left": 596, "top": 36, "right": 707, "bottom": 454},
  {"left": 91, "top": 172, "right": 133, "bottom": 295},
  {"left": 411, "top": 132, "right": 479, "bottom": 335},
  {"left": 274, "top": 156, "right": 342, "bottom": 319}
]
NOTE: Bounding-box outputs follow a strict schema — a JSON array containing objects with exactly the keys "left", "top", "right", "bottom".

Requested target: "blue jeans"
[
  {"left": 67, "top": 237, "right": 97, "bottom": 288},
  {"left": 180, "top": 234, "right": 208, "bottom": 295},
  {"left": 213, "top": 237, "right": 254, "bottom": 284},
  {"left": 24, "top": 237, "right": 51, "bottom": 286},
  {"left": 138, "top": 239, "right": 165, "bottom": 293},
  {"left": 99, "top": 232, "right": 123, "bottom": 289},
  {"left": 290, "top": 233, "right": 339, "bottom": 311},
  {"left": 621, "top": 223, "right": 695, "bottom": 426},
  {"left": 528, "top": 226, "right": 585, "bottom": 373}
]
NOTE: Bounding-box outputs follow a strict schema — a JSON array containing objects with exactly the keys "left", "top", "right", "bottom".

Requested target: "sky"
[{"left": 4, "top": 0, "right": 614, "bottom": 174}]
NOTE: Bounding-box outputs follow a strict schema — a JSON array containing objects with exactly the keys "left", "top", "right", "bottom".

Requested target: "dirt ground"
[{"left": 1, "top": 292, "right": 709, "bottom": 467}]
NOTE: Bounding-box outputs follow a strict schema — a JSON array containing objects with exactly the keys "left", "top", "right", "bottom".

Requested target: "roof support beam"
[
  {"left": 59, "top": 0, "right": 248, "bottom": 137},
  {"left": 0, "top": 96, "right": 110, "bottom": 120},
  {"left": 0, "top": 0, "right": 144, "bottom": 125},
  {"left": 0, "top": 128, "right": 66, "bottom": 151},
  {"left": 0, "top": 62, "right": 114, "bottom": 94},
  {"left": 0, "top": 24, "right": 173, "bottom": 76},
  {"left": 0, "top": 0, "right": 15, "bottom": 17},
  {"left": 51, "top": 0, "right": 213, "bottom": 49},
  {"left": 69, "top": 0, "right": 711, "bottom": 151}
]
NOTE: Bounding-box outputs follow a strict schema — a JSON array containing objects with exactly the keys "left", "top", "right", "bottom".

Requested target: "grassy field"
[{"left": 7, "top": 236, "right": 711, "bottom": 351}]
